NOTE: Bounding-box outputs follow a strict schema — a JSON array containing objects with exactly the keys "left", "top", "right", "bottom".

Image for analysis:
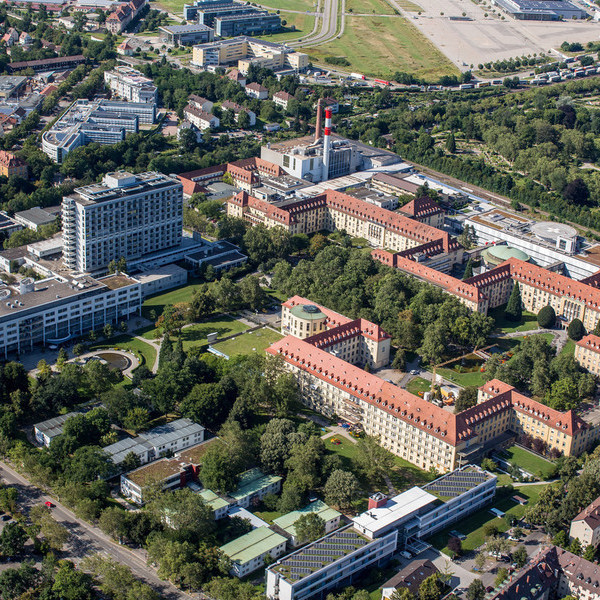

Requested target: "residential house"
[{"left": 245, "top": 82, "right": 268, "bottom": 100}]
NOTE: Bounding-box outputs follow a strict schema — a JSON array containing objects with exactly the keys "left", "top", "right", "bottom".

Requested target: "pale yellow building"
[{"left": 575, "top": 334, "right": 600, "bottom": 375}]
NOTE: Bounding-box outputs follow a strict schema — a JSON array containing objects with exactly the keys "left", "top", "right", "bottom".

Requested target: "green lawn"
[
  {"left": 212, "top": 328, "right": 283, "bottom": 357},
  {"left": 501, "top": 446, "right": 556, "bottom": 479},
  {"left": 87, "top": 335, "right": 157, "bottom": 371},
  {"left": 429, "top": 484, "right": 548, "bottom": 554},
  {"left": 436, "top": 367, "right": 485, "bottom": 388},
  {"left": 254, "top": 510, "right": 284, "bottom": 523},
  {"left": 257, "top": 12, "right": 316, "bottom": 42},
  {"left": 560, "top": 339, "right": 575, "bottom": 357},
  {"left": 405, "top": 376, "right": 431, "bottom": 396},
  {"left": 141, "top": 282, "right": 203, "bottom": 319},
  {"left": 346, "top": 0, "right": 396, "bottom": 15},
  {"left": 256, "top": 0, "right": 317, "bottom": 12},
  {"left": 490, "top": 308, "right": 539, "bottom": 334},
  {"left": 304, "top": 15, "right": 458, "bottom": 79},
  {"left": 326, "top": 435, "right": 360, "bottom": 470},
  {"left": 180, "top": 316, "right": 249, "bottom": 351}
]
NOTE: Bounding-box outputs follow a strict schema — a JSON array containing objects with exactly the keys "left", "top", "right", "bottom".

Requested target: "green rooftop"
[
  {"left": 220, "top": 526, "right": 287, "bottom": 565},
  {"left": 198, "top": 489, "right": 229, "bottom": 512},
  {"left": 229, "top": 468, "right": 282, "bottom": 502},
  {"left": 273, "top": 500, "right": 341, "bottom": 539},
  {"left": 290, "top": 304, "right": 327, "bottom": 321}
]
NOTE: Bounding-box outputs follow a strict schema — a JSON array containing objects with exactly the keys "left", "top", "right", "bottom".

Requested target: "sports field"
[{"left": 305, "top": 16, "right": 457, "bottom": 79}]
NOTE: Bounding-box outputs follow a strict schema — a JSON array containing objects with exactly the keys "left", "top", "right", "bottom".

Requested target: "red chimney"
[{"left": 368, "top": 492, "right": 388, "bottom": 510}]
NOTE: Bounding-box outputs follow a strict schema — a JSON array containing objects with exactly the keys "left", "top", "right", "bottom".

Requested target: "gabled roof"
[
  {"left": 572, "top": 495, "right": 600, "bottom": 530},
  {"left": 399, "top": 196, "right": 443, "bottom": 219},
  {"left": 273, "top": 91, "right": 293, "bottom": 101},
  {"left": 246, "top": 82, "right": 267, "bottom": 92},
  {"left": 576, "top": 333, "right": 600, "bottom": 355}
]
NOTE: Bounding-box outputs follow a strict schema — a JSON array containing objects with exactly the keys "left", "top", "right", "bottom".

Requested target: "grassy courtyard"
[
  {"left": 304, "top": 15, "right": 458, "bottom": 79},
  {"left": 501, "top": 445, "right": 556, "bottom": 479},
  {"left": 180, "top": 316, "right": 250, "bottom": 351},
  {"left": 212, "top": 328, "right": 283, "bottom": 357},
  {"left": 141, "top": 282, "right": 205, "bottom": 320},
  {"left": 406, "top": 376, "right": 431, "bottom": 396},
  {"left": 490, "top": 308, "right": 539, "bottom": 334},
  {"left": 429, "top": 483, "right": 548, "bottom": 554}
]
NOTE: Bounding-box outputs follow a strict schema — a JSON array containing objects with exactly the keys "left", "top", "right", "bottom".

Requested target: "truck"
[{"left": 350, "top": 72, "right": 366, "bottom": 80}]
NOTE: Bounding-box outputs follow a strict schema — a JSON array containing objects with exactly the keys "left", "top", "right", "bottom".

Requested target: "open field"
[
  {"left": 304, "top": 15, "right": 457, "bottom": 79},
  {"left": 258, "top": 0, "right": 317, "bottom": 12},
  {"left": 501, "top": 445, "right": 555, "bottom": 479},
  {"left": 257, "top": 12, "right": 316, "bottom": 42},
  {"left": 405, "top": 0, "right": 600, "bottom": 70},
  {"left": 212, "top": 327, "right": 283, "bottom": 357},
  {"left": 88, "top": 335, "right": 157, "bottom": 371},
  {"left": 429, "top": 484, "right": 547, "bottom": 554},
  {"left": 393, "top": 0, "right": 422, "bottom": 10},
  {"left": 180, "top": 316, "right": 249, "bottom": 351},
  {"left": 346, "top": 0, "right": 396, "bottom": 15},
  {"left": 436, "top": 367, "right": 484, "bottom": 388}
]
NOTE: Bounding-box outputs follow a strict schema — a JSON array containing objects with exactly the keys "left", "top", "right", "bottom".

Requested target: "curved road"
[{"left": 288, "top": 0, "right": 341, "bottom": 48}]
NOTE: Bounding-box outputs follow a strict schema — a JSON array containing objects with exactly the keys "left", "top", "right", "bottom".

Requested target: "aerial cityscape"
[{"left": 2, "top": 0, "right": 600, "bottom": 597}]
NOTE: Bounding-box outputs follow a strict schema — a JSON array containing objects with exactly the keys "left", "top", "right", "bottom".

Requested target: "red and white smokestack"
[{"left": 322, "top": 107, "right": 332, "bottom": 180}]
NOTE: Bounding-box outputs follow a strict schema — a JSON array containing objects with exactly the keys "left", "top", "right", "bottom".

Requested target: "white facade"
[
  {"left": 0, "top": 275, "right": 141, "bottom": 357},
  {"left": 62, "top": 172, "right": 183, "bottom": 274},
  {"left": 104, "top": 67, "right": 158, "bottom": 104}
]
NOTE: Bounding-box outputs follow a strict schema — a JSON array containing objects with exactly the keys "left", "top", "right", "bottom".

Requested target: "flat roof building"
[
  {"left": 227, "top": 468, "right": 282, "bottom": 508},
  {"left": 221, "top": 526, "right": 288, "bottom": 578},
  {"left": 272, "top": 500, "right": 342, "bottom": 546},
  {"left": 34, "top": 412, "right": 81, "bottom": 447},
  {"left": 14, "top": 206, "right": 60, "bottom": 231},
  {"left": 62, "top": 171, "right": 183, "bottom": 274},
  {"left": 104, "top": 67, "right": 158, "bottom": 104},
  {"left": 0, "top": 76, "right": 27, "bottom": 99},
  {"left": 493, "top": 0, "right": 588, "bottom": 19},
  {"left": 159, "top": 23, "right": 214, "bottom": 45}
]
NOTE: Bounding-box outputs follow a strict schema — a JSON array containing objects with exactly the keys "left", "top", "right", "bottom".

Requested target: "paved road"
[
  {"left": 289, "top": 0, "right": 340, "bottom": 47},
  {"left": 0, "top": 462, "right": 191, "bottom": 600}
]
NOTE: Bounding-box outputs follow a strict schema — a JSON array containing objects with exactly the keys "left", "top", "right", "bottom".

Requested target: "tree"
[
  {"left": 199, "top": 443, "right": 239, "bottom": 493},
  {"left": 354, "top": 436, "right": 394, "bottom": 485},
  {"left": 324, "top": 470, "right": 361, "bottom": 510},
  {"left": 462, "top": 257, "right": 473, "bottom": 280},
  {"left": 512, "top": 545, "right": 528, "bottom": 568},
  {"left": 466, "top": 579, "right": 485, "bottom": 600},
  {"left": 0, "top": 522, "right": 27, "bottom": 557},
  {"left": 569, "top": 537, "right": 582, "bottom": 556},
  {"left": 52, "top": 562, "right": 94, "bottom": 600},
  {"left": 390, "top": 589, "right": 416, "bottom": 600},
  {"left": 533, "top": 305, "right": 556, "bottom": 330},
  {"left": 0, "top": 563, "right": 40, "bottom": 600},
  {"left": 446, "top": 132, "right": 456, "bottom": 154},
  {"left": 495, "top": 567, "right": 508, "bottom": 587},
  {"left": 481, "top": 458, "right": 497, "bottom": 472},
  {"left": 583, "top": 544, "right": 596, "bottom": 561},
  {"left": 447, "top": 536, "right": 462, "bottom": 557},
  {"left": 455, "top": 386, "right": 477, "bottom": 413},
  {"left": 474, "top": 551, "right": 487, "bottom": 570},
  {"left": 294, "top": 513, "right": 325, "bottom": 544},
  {"left": 419, "top": 574, "right": 443, "bottom": 600},
  {"left": 567, "top": 318, "right": 585, "bottom": 341},
  {"left": 123, "top": 407, "right": 150, "bottom": 432},
  {"left": 73, "top": 343, "right": 85, "bottom": 356},
  {"left": 505, "top": 283, "right": 522, "bottom": 322}
]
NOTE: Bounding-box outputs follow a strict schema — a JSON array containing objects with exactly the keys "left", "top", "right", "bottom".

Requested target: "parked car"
[
  {"left": 1, "top": 515, "right": 11, "bottom": 521},
  {"left": 400, "top": 550, "right": 412, "bottom": 559},
  {"left": 44, "top": 501, "right": 54, "bottom": 508}
]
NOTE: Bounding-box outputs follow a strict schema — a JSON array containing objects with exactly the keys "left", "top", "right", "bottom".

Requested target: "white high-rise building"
[
  {"left": 103, "top": 66, "right": 158, "bottom": 104},
  {"left": 62, "top": 171, "right": 183, "bottom": 274}
]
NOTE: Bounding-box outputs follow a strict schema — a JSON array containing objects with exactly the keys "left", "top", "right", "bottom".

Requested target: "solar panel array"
[
  {"left": 276, "top": 530, "right": 370, "bottom": 581},
  {"left": 423, "top": 470, "right": 489, "bottom": 498}
]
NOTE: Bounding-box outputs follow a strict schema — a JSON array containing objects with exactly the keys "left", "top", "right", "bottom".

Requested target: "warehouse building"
[{"left": 492, "top": 0, "right": 588, "bottom": 19}]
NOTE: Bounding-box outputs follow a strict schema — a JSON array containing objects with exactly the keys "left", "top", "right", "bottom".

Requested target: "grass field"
[
  {"left": 142, "top": 282, "right": 204, "bottom": 319},
  {"left": 560, "top": 339, "right": 575, "bottom": 357},
  {"left": 490, "top": 308, "right": 539, "bottom": 334},
  {"left": 213, "top": 328, "right": 283, "bottom": 357},
  {"left": 346, "top": 0, "right": 396, "bottom": 15},
  {"left": 88, "top": 335, "right": 157, "bottom": 371},
  {"left": 304, "top": 15, "right": 457, "bottom": 79},
  {"left": 501, "top": 445, "right": 555, "bottom": 479},
  {"left": 180, "top": 316, "right": 249, "bottom": 351},
  {"left": 257, "top": 0, "right": 317, "bottom": 11},
  {"left": 429, "top": 484, "right": 547, "bottom": 554},
  {"left": 436, "top": 367, "right": 484, "bottom": 388},
  {"left": 406, "top": 376, "right": 430, "bottom": 396},
  {"left": 257, "top": 12, "right": 316, "bottom": 42}
]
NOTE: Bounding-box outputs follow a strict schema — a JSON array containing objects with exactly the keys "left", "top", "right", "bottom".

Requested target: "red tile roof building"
[
  {"left": 226, "top": 189, "right": 463, "bottom": 266},
  {"left": 398, "top": 197, "right": 445, "bottom": 228},
  {"left": 268, "top": 299, "right": 598, "bottom": 472},
  {"left": 0, "top": 151, "right": 27, "bottom": 179},
  {"left": 570, "top": 495, "right": 600, "bottom": 547},
  {"left": 106, "top": 0, "right": 146, "bottom": 34},
  {"left": 574, "top": 334, "right": 600, "bottom": 376}
]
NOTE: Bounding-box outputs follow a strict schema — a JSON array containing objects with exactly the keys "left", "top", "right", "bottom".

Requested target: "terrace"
[{"left": 272, "top": 527, "right": 370, "bottom": 582}]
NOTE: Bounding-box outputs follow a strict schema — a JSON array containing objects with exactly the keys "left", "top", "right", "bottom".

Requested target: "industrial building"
[
  {"left": 183, "top": 0, "right": 244, "bottom": 21},
  {"left": 13, "top": 206, "right": 60, "bottom": 231},
  {"left": 492, "top": 0, "right": 587, "bottom": 19},
  {"left": 158, "top": 23, "right": 215, "bottom": 45},
  {"left": 61, "top": 171, "right": 183, "bottom": 274},
  {"left": 42, "top": 99, "right": 157, "bottom": 163},
  {"left": 103, "top": 67, "right": 158, "bottom": 104},
  {"left": 0, "top": 76, "right": 27, "bottom": 99}
]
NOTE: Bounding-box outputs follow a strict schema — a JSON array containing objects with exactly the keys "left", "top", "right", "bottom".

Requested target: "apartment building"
[
  {"left": 62, "top": 171, "right": 183, "bottom": 274},
  {"left": 245, "top": 82, "right": 268, "bottom": 100},
  {"left": 0, "top": 150, "right": 27, "bottom": 178},
  {"left": 104, "top": 66, "right": 158, "bottom": 104},
  {"left": 570, "top": 496, "right": 600, "bottom": 547},
  {"left": 397, "top": 197, "right": 444, "bottom": 228},
  {"left": 221, "top": 100, "right": 256, "bottom": 126},
  {"left": 273, "top": 91, "right": 293, "bottom": 110},
  {"left": 0, "top": 274, "right": 141, "bottom": 357},
  {"left": 105, "top": 0, "right": 146, "bottom": 34},
  {"left": 267, "top": 300, "right": 597, "bottom": 472},
  {"left": 188, "top": 94, "right": 213, "bottom": 113},
  {"left": 492, "top": 546, "right": 600, "bottom": 600},
  {"left": 575, "top": 334, "right": 600, "bottom": 375},
  {"left": 221, "top": 526, "right": 288, "bottom": 578},
  {"left": 183, "top": 105, "right": 220, "bottom": 130}
]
